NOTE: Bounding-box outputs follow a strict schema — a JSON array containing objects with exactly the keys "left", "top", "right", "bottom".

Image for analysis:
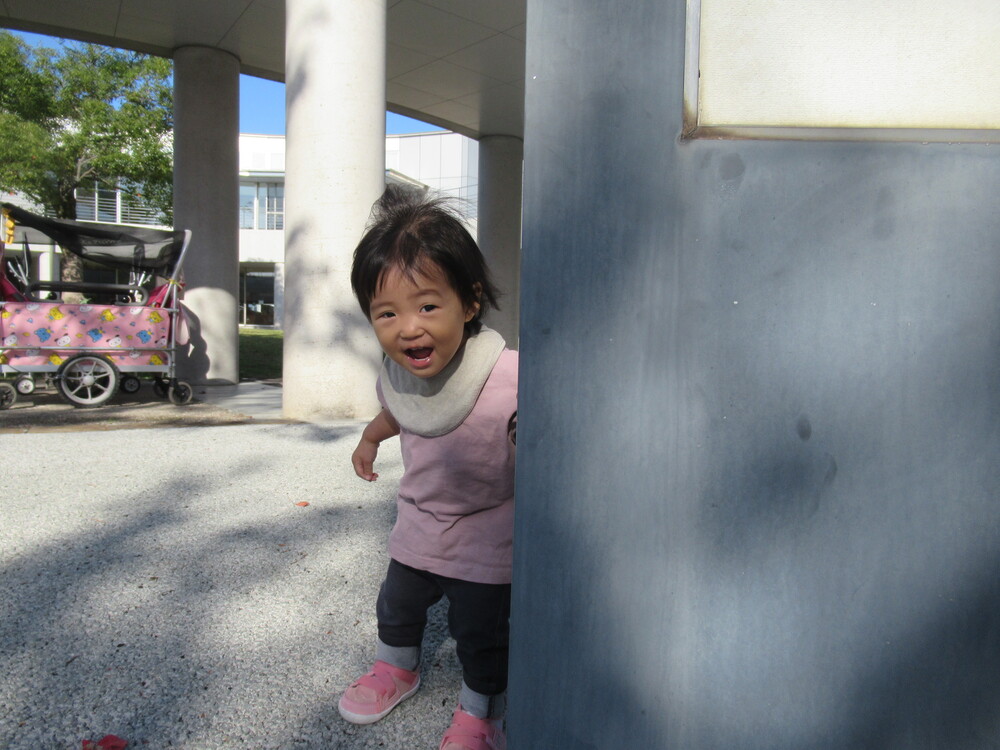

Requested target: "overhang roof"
[{"left": 0, "top": 0, "right": 526, "bottom": 140}]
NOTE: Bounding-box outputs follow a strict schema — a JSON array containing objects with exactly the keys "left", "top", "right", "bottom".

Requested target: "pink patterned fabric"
[{"left": 0, "top": 301, "right": 170, "bottom": 370}]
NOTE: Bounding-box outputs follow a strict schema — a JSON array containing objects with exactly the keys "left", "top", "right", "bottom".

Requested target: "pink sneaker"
[
  {"left": 439, "top": 708, "right": 507, "bottom": 750},
  {"left": 338, "top": 660, "right": 420, "bottom": 724}
]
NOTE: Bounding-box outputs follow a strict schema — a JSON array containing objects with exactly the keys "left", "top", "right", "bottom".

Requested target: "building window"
[
  {"left": 75, "top": 181, "right": 168, "bottom": 226},
  {"left": 258, "top": 183, "right": 283, "bottom": 230},
  {"left": 240, "top": 269, "right": 276, "bottom": 325},
  {"left": 239, "top": 181, "right": 284, "bottom": 230},
  {"left": 239, "top": 183, "right": 256, "bottom": 229}
]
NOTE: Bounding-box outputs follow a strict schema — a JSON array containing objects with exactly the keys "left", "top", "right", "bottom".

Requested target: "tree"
[{"left": 0, "top": 31, "right": 173, "bottom": 284}]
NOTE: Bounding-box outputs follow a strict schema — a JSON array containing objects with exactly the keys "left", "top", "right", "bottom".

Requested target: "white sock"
[
  {"left": 458, "top": 681, "right": 506, "bottom": 721},
  {"left": 375, "top": 639, "right": 420, "bottom": 672}
]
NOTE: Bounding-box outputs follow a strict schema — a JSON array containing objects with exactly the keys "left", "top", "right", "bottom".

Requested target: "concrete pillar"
[
  {"left": 172, "top": 46, "right": 240, "bottom": 384},
  {"left": 477, "top": 135, "right": 523, "bottom": 347},
  {"left": 511, "top": 0, "right": 1000, "bottom": 747},
  {"left": 282, "top": 0, "right": 386, "bottom": 421}
]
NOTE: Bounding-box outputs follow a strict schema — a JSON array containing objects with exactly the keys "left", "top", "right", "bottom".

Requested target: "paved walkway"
[{"left": 0, "top": 383, "right": 462, "bottom": 749}]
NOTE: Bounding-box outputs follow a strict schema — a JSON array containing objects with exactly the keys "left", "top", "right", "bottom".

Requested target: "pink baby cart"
[{"left": 0, "top": 203, "right": 193, "bottom": 409}]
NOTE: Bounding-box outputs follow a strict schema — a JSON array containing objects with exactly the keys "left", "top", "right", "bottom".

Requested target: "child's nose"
[{"left": 399, "top": 313, "right": 423, "bottom": 337}]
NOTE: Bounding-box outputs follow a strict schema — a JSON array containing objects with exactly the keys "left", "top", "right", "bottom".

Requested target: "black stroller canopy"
[{"left": 1, "top": 203, "right": 186, "bottom": 274}]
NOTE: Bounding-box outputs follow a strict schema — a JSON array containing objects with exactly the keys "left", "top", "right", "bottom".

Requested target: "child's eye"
[
  {"left": 420, "top": 304, "right": 438, "bottom": 313},
  {"left": 375, "top": 311, "right": 395, "bottom": 320}
]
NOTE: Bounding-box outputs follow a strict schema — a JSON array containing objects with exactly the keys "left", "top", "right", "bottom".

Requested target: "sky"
[
  {"left": 9, "top": 29, "right": 441, "bottom": 136},
  {"left": 240, "top": 74, "right": 441, "bottom": 136}
]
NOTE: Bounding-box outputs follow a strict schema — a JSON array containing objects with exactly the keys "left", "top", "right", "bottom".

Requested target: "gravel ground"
[
  {"left": 0, "top": 383, "right": 274, "bottom": 433},
  {"left": 0, "top": 420, "right": 464, "bottom": 749}
]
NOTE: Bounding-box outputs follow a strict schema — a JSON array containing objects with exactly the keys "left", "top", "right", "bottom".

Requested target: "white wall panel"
[{"left": 694, "top": 0, "right": 1000, "bottom": 133}]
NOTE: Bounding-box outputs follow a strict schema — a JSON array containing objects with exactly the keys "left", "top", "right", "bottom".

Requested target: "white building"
[
  {"left": 236, "top": 130, "right": 478, "bottom": 328},
  {"left": 12, "top": 130, "right": 479, "bottom": 329}
]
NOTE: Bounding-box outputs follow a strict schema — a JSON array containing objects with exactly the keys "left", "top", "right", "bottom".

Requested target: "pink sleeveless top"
[{"left": 377, "top": 349, "right": 518, "bottom": 584}]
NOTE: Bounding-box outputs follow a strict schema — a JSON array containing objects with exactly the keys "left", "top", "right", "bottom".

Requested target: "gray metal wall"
[{"left": 510, "top": 2, "right": 1000, "bottom": 747}]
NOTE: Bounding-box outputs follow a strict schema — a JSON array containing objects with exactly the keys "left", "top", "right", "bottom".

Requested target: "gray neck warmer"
[{"left": 379, "top": 326, "right": 506, "bottom": 437}]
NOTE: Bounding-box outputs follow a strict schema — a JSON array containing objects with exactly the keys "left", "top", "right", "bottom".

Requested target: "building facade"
[
  {"left": 236, "top": 130, "right": 478, "bottom": 328},
  {"left": 9, "top": 129, "right": 479, "bottom": 330}
]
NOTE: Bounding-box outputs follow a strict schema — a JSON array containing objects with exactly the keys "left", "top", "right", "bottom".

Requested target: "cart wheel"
[
  {"left": 57, "top": 354, "right": 120, "bottom": 408},
  {"left": 152, "top": 377, "right": 169, "bottom": 398},
  {"left": 121, "top": 375, "right": 142, "bottom": 394},
  {"left": 0, "top": 382, "right": 17, "bottom": 410},
  {"left": 15, "top": 376, "right": 35, "bottom": 395},
  {"left": 168, "top": 380, "right": 193, "bottom": 406}
]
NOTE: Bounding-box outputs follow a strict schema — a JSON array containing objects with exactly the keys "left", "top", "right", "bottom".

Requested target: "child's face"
[{"left": 368, "top": 264, "right": 479, "bottom": 379}]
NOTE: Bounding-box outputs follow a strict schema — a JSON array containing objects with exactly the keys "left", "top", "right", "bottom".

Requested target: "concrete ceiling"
[{"left": 0, "top": 0, "right": 526, "bottom": 139}]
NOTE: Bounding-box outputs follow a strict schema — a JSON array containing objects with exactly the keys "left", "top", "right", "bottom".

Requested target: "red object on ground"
[{"left": 82, "top": 735, "right": 127, "bottom": 750}]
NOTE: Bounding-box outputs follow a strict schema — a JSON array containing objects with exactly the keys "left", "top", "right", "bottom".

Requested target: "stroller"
[{"left": 0, "top": 203, "right": 193, "bottom": 409}]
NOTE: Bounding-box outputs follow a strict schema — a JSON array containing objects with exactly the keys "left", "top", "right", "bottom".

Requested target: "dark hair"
[{"left": 351, "top": 185, "right": 500, "bottom": 334}]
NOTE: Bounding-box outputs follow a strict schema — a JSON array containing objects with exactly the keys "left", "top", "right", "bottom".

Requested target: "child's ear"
[
  {"left": 465, "top": 283, "right": 483, "bottom": 322},
  {"left": 465, "top": 300, "right": 481, "bottom": 322}
]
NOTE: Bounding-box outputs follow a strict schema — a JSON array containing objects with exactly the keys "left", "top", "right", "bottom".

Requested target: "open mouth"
[{"left": 405, "top": 347, "right": 433, "bottom": 365}]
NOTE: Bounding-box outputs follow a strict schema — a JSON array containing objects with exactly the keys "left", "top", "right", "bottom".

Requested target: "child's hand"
[
  {"left": 352, "top": 438, "right": 380, "bottom": 481},
  {"left": 352, "top": 408, "right": 399, "bottom": 481}
]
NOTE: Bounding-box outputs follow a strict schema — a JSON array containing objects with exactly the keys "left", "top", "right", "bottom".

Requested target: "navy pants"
[{"left": 377, "top": 559, "right": 511, "bottom": 696}]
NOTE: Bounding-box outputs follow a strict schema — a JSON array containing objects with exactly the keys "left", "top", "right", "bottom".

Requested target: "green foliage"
[{"left": 0, "top": 31, "right": 173, "bottom": 222}]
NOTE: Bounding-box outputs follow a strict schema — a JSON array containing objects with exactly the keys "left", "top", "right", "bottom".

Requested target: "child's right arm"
[{"left": 351, "top": 408, "right": 400, "bottom": 481}]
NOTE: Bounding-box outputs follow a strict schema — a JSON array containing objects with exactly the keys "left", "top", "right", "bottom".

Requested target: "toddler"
[{"left": 338, "top": 186, "right": 516, "bottom": 750}]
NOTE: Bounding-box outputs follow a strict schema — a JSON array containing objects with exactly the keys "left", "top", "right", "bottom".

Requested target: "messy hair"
[{"left": 351, "top": 185, "right": 500, "bottom": 334}]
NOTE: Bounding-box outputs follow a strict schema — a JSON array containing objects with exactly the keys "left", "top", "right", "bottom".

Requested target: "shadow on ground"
[
  {"left": 0, "top": 383, "right": 284, "bottom": 433},
  {"left": 1, "top": 422, "right": 461, "bottom": 748}
]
